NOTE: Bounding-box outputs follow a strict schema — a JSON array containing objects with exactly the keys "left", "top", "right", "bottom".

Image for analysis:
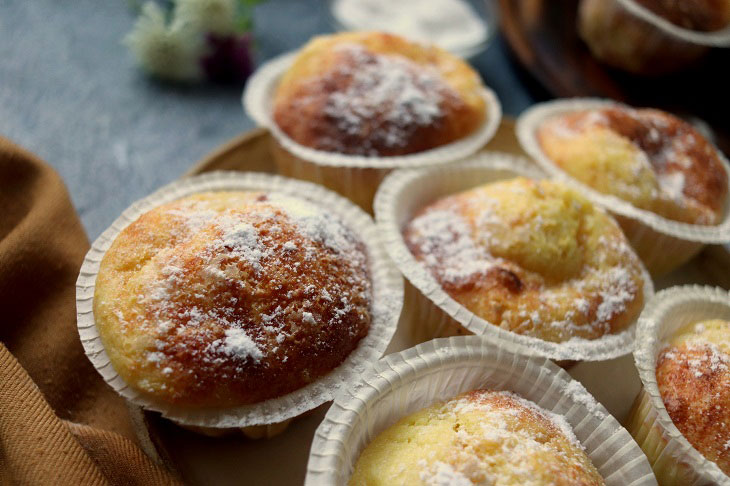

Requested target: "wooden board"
[
  {"left": 498, "top": 0, "right": 730, "bottom": 154},
  {"left": 137, "top": 120, "right": 727, "bottom": 485}
]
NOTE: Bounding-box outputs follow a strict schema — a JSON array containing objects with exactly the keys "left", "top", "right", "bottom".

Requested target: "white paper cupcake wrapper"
[
  {"left": 373, "top": 151, "right": 654, "bottom": 362},
  {"left": 305, "top": 335, "right": 657, "bottom": 486},
  {"left": 242, "top": 50, "right": 502, "bottom": 169},
  {"left": 76, "top": 171, "right": 403, "bottom": 428},
  {"left": 632, "top": 285, "right": 730, "bottom": 485},
  {"left": 616, "top": 0, "right": 730, "bottom": 47},
  {"left": 516, "top": 98, "right": 730, "bottom": 245}
]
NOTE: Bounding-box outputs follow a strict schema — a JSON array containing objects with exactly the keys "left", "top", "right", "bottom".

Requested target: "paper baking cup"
[
  {"left": 578, "top": 0, "right": 716, "bottom": 75},
  {"left": 373, "top": 151, "right": 654, "bottom": 362},
  {"left": 76, "top": 171, "right": 403, "bottom": 434},
  {"left": 305, "top": 335, "right": 657, "bottom": 485},
  {"left": 517, "top": 98, "right": 730, "bottom": 276},
  {"left": 615, "top": 0, "right": 730, "bottom": 47},
  {"left": 242, "top": 50, "right": 502, "bottom": 212},
  {"left": 627, "top": 285, "right": 730, "bottom": 485}
]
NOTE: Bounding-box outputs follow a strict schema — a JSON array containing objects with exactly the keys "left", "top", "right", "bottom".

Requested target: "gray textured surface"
[{"left": 0, "top": 0, "right": 537, "bottom": 240}]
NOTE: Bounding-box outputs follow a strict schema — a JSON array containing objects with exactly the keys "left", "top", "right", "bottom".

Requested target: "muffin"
[
  {"left": 402, "top": 177, "right": 646, "bottom": 343},
  {"left": 350, "top": 390, "right": 605, "bottom": 485},
  {"left": 577, "top": 0, "right": 728, "bottom": 74},
  {"left": 536, "top": 105, "right": 728, "bottom": 225},
  {"left": 306, "top": 335, "right": 656, "bottom": 485},
  {"left": 93, "top": 191, "right": 372, "bottom": 407},
  {"left": 244, "top": 31, "right": 501, "bottom": 211},
  {"left": 634, "top": 0, "right": 730, "bottom": 31},
  {"left": 627, "top": 285, "right": 730, "bottom": 485},
  {"left": 273, "top": 31, "right": 486, "bottom": 157},
  {"left": 655, "top": 319, "right": 730, "bottom": 476},
  {"left": 518, "top": 99, "right": 730, "bottom": 276}
]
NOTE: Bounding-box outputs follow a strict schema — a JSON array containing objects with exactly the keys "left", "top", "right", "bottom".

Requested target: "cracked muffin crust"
[
  {"left": 403, "top": 177, "right": 646, "bottom": 342},
  {"left": 93, "top": 191, "right": 371, "bottom": 407},
  {"left": 537, "top": 106, "right": 728, "bottom": 225}
]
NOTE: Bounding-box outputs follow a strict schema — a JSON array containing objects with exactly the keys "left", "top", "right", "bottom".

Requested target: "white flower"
[
  {"left": 175, "top": 0, "right": 237, "bottom": 35},
  {"left": 124, "top": 2, "right": 204, "bottom": 82}
]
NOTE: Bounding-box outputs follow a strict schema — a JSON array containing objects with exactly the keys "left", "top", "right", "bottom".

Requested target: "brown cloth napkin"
[{"left": 0, "top": 136, "right": 180, "bottom": 485}]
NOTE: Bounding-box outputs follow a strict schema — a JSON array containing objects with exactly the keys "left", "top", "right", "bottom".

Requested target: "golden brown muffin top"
[
  {"left": 93, "top": 191, "right": 371, "bottom": 407},
  {"left": 272, "top": 31, "right": 487, "bottom": 156},
  {"left": 537, "top": 106, "right": 728, "bottom": 225},
  {"left": 350, "top": 389, "right": 605, "bottom": 486},
  {"left": 635, "top": 0, "right": 730, "bottom": 31},
  {"left": 657, "top": 319, "right": 730, "bottom": 475},
  {"left": 403, "top": 177, "right": 646, "bottom": 342}
]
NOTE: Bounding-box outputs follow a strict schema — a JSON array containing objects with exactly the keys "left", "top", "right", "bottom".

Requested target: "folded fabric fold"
[{"left": 0, "top": 136, "right": 180, "bottom": 485}]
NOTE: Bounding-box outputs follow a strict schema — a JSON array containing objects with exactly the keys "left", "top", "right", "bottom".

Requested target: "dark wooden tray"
[{"left": 498, "top": 0, "right": 730, "bottom": 154}]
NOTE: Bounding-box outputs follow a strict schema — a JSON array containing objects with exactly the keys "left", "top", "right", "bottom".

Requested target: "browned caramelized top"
[
  {"left": 635, "top": 0, "right": 730, "bottom": 31},
  {"left": 273, "top": 32, "right": 486, "bottom": 156},
  {"left": 657, "top": 320, "right": 730, "bottom": 474},
  {"left": 538, "top": 106, "right": 728, "bottom": 224},
  {"left": 602, "top": 107, "right": 728, "bottom": 214},
  {"left": 94, "top": 192, "right": 372, "bottom": 407},
  {"left": 350, "top": 389, "right": 605, "bottom": 485}
]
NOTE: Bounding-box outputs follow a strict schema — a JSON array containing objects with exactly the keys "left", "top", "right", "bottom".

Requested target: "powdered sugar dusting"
[
  {"left": 276, "top": 42, "right": 463, "bottom": 156},
  {"left": 662, "top": 342, "right": 729, "bottom": 378},
  {"left": 545, "top": 109, "right": 607, "bottom": 140},
  {"left": 218, "top": 220, "right": 267, "bottom": 273},
  {"left": 660, "top": 320, "right": 730, "bottom": 378},
  {"left": 563, "top": 380, "right": 607, "bottom": 420},
  {"left": 403, "top": 183, "right": 643, "bottom": 343},
  {"left": 419, "top": 460, "right": 472, "bottom": 486},
  {"left": 415, "top": 390, "right": 595, "bottom": 485},
  {"left": 595, "top": 266, "right": 637, "bottom": 323},
  {"left": 220, "top": 327, "right": 263, "bottom": 362},
  {"left": 103, "top": 191, "right": 373, "bottom": 403},
  {"left": 331, "top": 0, "right": 488, "bottom": 53},
  {"left": 539, "top": 106, "right": 727, "bottom": 224},
  {"left": 406, "top": 208, "right": 494, "bottom": 284},
  {"left": 656, "top": 320, "right": 730, "bottom": 471},
  {"left": 658, "top": 171, "right": 686, "bottom": 201},
  {"left": 323, "top": 44, "right": 446, "bottom": 153},
  {"left": 450, "top": 391, "right": 583, "bottom": 451}
]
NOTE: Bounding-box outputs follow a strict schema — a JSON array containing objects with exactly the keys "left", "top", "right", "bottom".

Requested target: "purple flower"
[{"left": 200, "top": 32, "right": 254, "bottom": 84}]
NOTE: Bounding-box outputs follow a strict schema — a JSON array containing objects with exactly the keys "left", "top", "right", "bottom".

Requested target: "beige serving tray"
[{"left": 135, "top": 119, "right": 727, "bottom": 485}]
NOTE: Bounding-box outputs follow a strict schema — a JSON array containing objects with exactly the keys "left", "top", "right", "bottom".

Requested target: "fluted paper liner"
[
  {"left": 628, "top": 285, "right": 730, "bottom": 485},
  {"left": 517, "top": 98, "right": 730, "bottom": 276},
  {"left": 305, "top": 335, "right": 657, "bottom": 485},
  {"left": 373, "top": 152, "right": 654, "bottom": 362},
  {"left": 76, "top": 171, "right": 403, "bottom": 429},
  {"left": 242, "top": 50, "right": 502, "bottom": 210},
  {"left": 615, "top": 0, "right": 730, "bottom": 47}
]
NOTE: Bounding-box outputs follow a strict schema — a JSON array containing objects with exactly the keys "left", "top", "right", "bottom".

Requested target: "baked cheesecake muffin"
[
  {"left": 93, "top": 191, "right": 372, "bottom": 407},
  {"left": 350, "top": 389, "right": 605, "bottom": 485},
  {"left": 403, "top": 177, "right": 646, "bottom": 343},
  {"left": 272, "top": 31, "right": 487, "bottom": 157},
  {"left": 536, "top": 105, "right": 728, "bottom": 225},
  {"left": 655, "top": 319, "right": 730, "bottom": 476}
]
